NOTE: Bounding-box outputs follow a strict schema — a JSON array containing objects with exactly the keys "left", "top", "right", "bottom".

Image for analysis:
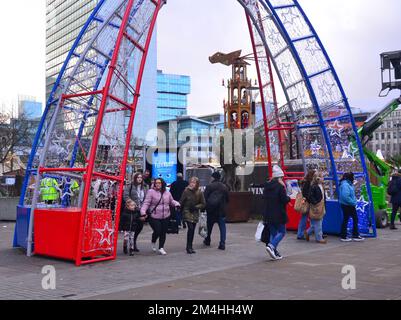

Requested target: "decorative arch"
[{"left": 14, "top": 0, "right": 375, "bottom": 266}]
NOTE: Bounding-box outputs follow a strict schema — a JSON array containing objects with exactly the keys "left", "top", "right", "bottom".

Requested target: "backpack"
[
  {"left": 206, "top": 190, "right": 224, "bottom": 212},
  {"left": 388, "top": 179, "right": 398, "bottom": 196}
]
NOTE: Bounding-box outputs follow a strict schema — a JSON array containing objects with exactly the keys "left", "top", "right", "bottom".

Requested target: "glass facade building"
[
  {"left": 18, "top": 99, "right": 43, "bottom": 120},
  {"left": 157, "top": 70, "right": 191, "bottom": 121},
  {"left": 46, "top": 0, "right": 158, "bottom": 145},
  {"left": 46, "top": 0, "right": 98, "bottom": 98}
]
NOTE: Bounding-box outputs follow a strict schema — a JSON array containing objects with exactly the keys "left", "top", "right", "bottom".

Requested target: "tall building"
[
  {"left": 46, "top": 0, "right": 98, "bottom": 98},
  {"left": 18, "top": 96, "right": 43, "bottom": 120},
  {"left": 46, "top": 1, "right": 158, "bottom": 146},
  {"left": 157, "top": 70, "right": 191, "bottom": 122},
  {"left": 367, "top": 107, "right": 401, "bottom": 159}
]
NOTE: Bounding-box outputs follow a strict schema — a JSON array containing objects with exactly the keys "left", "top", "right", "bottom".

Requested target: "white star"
[
  {"left": 55, "top": 177, "right": 75, "bottom": 200},
  {"left": 280, "top": 63, "right": 291, "bottom": 83},
  {"left": 319, "top": 80, "right": 336, "bottom": 100},
  {"left": 341, "top": 143, "right": 358, "bottom": 160},
  {"left": 328, "top": 120, "right": 344, "bottom": 138},
  {"left": 310, "top": 140, "right": 322, "bottom": 156},
  {"left": 356, "top": 197, "right": 369, "bottom": 213},
  {"left": 305, "top": 39, "right": 321, "bottom": 56},
  {"left": 281, "top": 9, "right": 299, "bottom": 25},
  {"left": 268, "top": 30, "right": 281, "bottom": 46},
  {"left": 96, "top": 221, "right": 114, "bottom": 246}
]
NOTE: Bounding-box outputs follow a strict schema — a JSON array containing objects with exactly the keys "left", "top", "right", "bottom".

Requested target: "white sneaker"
[
  {"left": 340, "top": 237, "right": 352, "bottom": 242},
  {"left": 266, "top": 244, "right": 277, "bottom": 260},
  {"left": 352, "top": 236, "right": 365, "bottom": 242},
  {"left": 151, "top": 243, "right": 157, "bottom": 252},
  {"left": 159, "top": 248, "right": 167, "bottom": 255}
]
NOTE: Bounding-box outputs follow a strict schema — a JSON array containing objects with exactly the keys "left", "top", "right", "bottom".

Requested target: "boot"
[
  {"left": 129, "top": 248, "right": 135, "bottom": 256},
  {"left": 390, "top": 224, "right": 398, "bottom": 230},
  {"left": 186, "top": 247, "right": 192, "bottom": 254},
  {"left": 123, "top": 240, "right": 128, "bottom": 255}
]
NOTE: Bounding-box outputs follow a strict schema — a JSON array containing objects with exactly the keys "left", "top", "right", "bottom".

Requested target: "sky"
[{"left": 0, "top": 0, "right": 400, "bottom": 115}]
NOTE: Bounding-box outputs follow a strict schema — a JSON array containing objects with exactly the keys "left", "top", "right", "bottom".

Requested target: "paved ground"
[{"left": 0, "top": 220, "right": 401, "bottom": 300}]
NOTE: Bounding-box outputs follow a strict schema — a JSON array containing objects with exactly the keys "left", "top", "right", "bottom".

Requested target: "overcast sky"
[{"left": 0, "top": 0, "right": 400, "bottom": 115}]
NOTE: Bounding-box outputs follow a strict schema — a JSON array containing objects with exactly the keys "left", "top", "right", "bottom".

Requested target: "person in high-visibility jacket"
[{"left": 40, "top": 177, "right": 60, "bottom": 204}]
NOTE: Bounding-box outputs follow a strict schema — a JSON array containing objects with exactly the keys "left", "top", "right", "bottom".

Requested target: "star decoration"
[
  {"left": 268, "top": 30, "right": 281, "bottom": 46},
  {"left": 356, "top": 197, "right": 369, "bottom": 213},
  {"left": 55, "top": 177, "right": 75, "bottom": 200},
  {"left": 318, "top": 80, "right": 336, "bottom": 101},
  {"left": 305, "top": 38, "right": 321, "bottom": 56},
  {"left": 328, "top": 120, "right": 344, "bottom": 138},
  {"left": 310, "top": 140, "right": 322, "bottom": 156},
  {"left": 50, "top": 133, "right": 72, "bottom": 157},
  {"left": 281, "top": 9, "right": 300, "bottom": 25},
  {"left": 341, "top": 143, "right": 358, "bottom": 160},
  {"left": 280, "top": 63, "right": 291, "bottom": 83},
  {"left": 95, "top": 221, "right": 114, "bottom": 246}
]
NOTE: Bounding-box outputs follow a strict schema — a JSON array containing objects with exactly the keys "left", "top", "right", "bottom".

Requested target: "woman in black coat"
[{"left": 120, "top": 173, "right": 149, "bottom": 256}]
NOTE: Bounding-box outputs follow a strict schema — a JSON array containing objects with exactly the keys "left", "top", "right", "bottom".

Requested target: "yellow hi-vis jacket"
[{"left": 40, "top": 178, "right": 59, "bottom": 201}]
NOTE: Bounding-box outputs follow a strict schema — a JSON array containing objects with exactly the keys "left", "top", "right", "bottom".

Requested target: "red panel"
[
  {"left": 286, "top": 199, "right": 310, "bottom": 231},
  {"left": 34, "top": 208, "right": 112, "bottom": 262}
]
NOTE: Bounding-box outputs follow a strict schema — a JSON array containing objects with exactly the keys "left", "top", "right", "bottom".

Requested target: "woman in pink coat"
[{"left": 141, "top": 178, "right": 180, "bottom": 255}]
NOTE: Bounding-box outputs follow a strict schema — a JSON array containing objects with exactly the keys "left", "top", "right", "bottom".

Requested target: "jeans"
[
  {"left": 206, "top": 215, "right": 226, "bottom": 246},
  {"left": 297, "top": 214, "right": 308, "bottom": 238},
  {"left": 341, "top": 205, "right": 359, "bottom": 238},
  {"left": 269, "top": 224, "right": 286, "bottom": 249},
  {"left": 307, "top": 219, "right": 323, "bottom": 241},
  {"left": 186, "top": 222, "right": 197, "bottom": 249},
  {"left": 391, "top": 203, "right": 401, "bottom": 225},
  {"left": 149, "top": 217, "right": 170, "bottom": 249}
]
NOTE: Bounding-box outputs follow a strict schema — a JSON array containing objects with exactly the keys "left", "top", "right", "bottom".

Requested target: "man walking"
[
  {"left": 204, "top": 171, "right": 229, "bottom": 250},
  {"left": 389, "top": 170, "right": 401, "bottom": 230},
  {"left": 170, "top": 173, "right": 189, "bottom": 228}
]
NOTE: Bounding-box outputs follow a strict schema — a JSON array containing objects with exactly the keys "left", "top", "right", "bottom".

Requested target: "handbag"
[
  {"left": 294, "top": 192, "right": 309, "bottom": 214},
  {"left": 198, "top": 212, "right": 208, "bottom": 239},
  {"left": 309, "top": 200, "right": 326, "bottom": 220},
  {"left": 255, "top": 222, "right": 264, "bottom": 242}
]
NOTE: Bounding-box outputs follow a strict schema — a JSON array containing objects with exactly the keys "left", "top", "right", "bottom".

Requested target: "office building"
[
  {"left": 46, "top": 0, "right": 158, "bottom": 146},
  {"left": 157, "top": 70, "right": 190, "bottom": 121},
  {"left": 18, "top": 96, "right": 43, "bottom": 120}
]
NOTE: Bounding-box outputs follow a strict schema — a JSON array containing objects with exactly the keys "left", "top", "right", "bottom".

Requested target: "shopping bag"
[
  {"left": 255, "top": 222, "right": 264, "bottom": 242},
  {"left": 198, "top": 212, "right": 208, "bottom": 239}
]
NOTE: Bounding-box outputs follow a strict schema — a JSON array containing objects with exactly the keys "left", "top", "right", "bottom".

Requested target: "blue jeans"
[
  {"left": 297, "top": 214, "right": 308, "bottom": 238},
  {"left": 269, "top": 224, "right": 286, "bottom": 249},
  {"left": 206, "top": 215, "right": 226, "bottom": 245},
  {"left": 307, "top": 219, "right": 323, "bottom": 241}
]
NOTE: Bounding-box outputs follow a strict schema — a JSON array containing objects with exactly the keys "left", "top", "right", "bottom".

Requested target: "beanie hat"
[
  {"left": 272, "top": 165, "right": 285, "bottom": 179},
  {"left": 212, "top": 171, "right": 221, "bottom": 181}
]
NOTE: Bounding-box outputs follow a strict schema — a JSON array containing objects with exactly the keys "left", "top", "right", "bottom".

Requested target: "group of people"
[
  {"left": 119, "top": 171, "right": 229, "bottom": 256},
  {"left": 119, "top": 165, "right": 401, "bottom": 261}
]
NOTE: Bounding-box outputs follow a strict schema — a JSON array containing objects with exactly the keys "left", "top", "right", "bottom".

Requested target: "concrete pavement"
[{"left": 0, "top": 220, "right": 400, "bottom": 300}]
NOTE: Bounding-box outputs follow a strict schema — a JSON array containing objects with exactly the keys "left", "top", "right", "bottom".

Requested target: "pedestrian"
[
  {"left": 389, "top": 169, "right": 401, "bottom": 230},
  {"left": 264, "top": 165, "right": 291, "bottom": 260},
  {"left": 170, "top": 173, "right": 189, "bottom": 229},
  {"left": 120, "top": 173, "right": 149, "bottom": 256},
  {"left": 339, "top": 172, "right": 365, "bottom": 242},
  {"left": 304, "top": 171, "right": 327, "bottom": 244},
  {"left": 179, "top": 177, "right": 206, "bottom": 254},
  {"left": 140, "top": 178, "right": 180, "bottom": 255},
  {"left": 143, "top": 169, "right": 152, "bottom": 188},
  {"left": 297, "top": 170, "right": 315, "bottom": 240},
  {"left": 204, "top": 171, "right": 229, "bottom": 250}
]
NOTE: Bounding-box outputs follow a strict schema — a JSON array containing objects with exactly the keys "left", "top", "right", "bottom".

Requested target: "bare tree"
[{"left": 0, "top": 112, "right": 37, "bottom": 165}]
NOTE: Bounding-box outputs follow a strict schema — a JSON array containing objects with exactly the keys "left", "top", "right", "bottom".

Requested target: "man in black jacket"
[
  {"left": 204, "top": 171, "right": 229, "bottom": 250},
  {"left": 263, "top": 165, "right": 291, "bottom": 260},
  {"left": 170, "top": 173, "right": 189, "bottom": 228},
  {"left": 390, "top": 170, "right": 401, "bottom": 230}
]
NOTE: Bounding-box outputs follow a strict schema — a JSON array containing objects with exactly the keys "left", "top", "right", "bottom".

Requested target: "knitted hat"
[{"left": 272, "top": 165, "right": 285, "bottom": 179}]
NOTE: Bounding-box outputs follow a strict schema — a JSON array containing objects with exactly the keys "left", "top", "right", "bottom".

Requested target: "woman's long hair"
[
  {"left": 304, "top": 170, "right": 316, "bottom": 183},
  {"left": 133, "top": 173, "right": 144, "bottom": 187}
]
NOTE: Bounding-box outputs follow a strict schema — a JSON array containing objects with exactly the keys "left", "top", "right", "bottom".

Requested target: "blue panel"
[{"left": 14, "top": 206, "right": 32, "bottom": 250}]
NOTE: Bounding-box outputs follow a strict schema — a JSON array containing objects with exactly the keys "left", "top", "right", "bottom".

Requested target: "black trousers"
[
  {"left": 391, "top": 203, "right": 401, "bottom": 225},
  {"left": 341, "top": 205, "right": 359, "bottom": 238},
  {"left": 149, "top": 217, "right": 169, "bottom": 249},
  {"left": 186, "top": 222, "right": 197, "bottom": 249},
  {"left": 134, "top": 220, "right": 144, "bottom": 246}
]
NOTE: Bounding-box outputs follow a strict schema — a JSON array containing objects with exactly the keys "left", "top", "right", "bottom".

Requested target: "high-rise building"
[
  {"left": 157, "top": 70, "right": 190, "bottom": 122},
  {"left": 46, "top": 1, "right": 158, "bottom": 146},
  {"left": 46, "top": 0, "right": 98, "bottom": 98},
  {"left": 18, "top": 96, "right": 43, "bottom": 120}
]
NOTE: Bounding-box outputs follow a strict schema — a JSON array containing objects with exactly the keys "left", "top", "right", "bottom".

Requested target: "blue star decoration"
[
  {"left": 328, "top": 120, "right": 344, "bottom": 138},
  {"left": 310, "top": 140, "right": 322, "bottom": 156},
  {"left": 356, "top": 196, "right": 369, "bottom": 213}
]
